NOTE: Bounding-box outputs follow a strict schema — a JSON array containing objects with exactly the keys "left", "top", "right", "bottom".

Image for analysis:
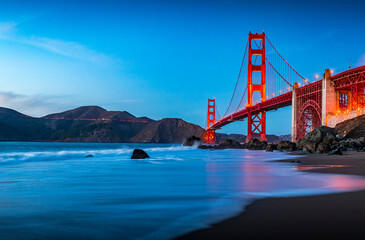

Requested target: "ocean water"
[{"left": 0, "top": 142, "right": 365, "bottom": 240}]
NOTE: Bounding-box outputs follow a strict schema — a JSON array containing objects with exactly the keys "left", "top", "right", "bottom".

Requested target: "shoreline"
[{"left": 176, "top": 151, "right": 365, "bottom": 240}]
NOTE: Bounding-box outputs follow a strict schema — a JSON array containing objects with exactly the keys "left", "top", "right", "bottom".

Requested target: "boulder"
[
  {"left": 329, "top": 148, "right": 342, "bottom": 155},
  {"left": 198, "top": 139, "right": 243, "bottom": 150},
  {"left": 302, "top": 142, "right": 317, "bottom": 153},
  {"left": 219, "top": 139, "right": 244, "bottom": 149},
  {"left": 131, "top": 149, "right": 150, "bottom": 159},
  {"left": 304, "top": 126, "right": 336, "bottom": 144},
  {"left": 322, "top": 133, "right": 336, "bottom": 145},
  {"left": 297, "top": 126, "right": 337, "bottom": 153},
  {"left": 247, "top": 139, "right": 267, "bottom": 150},
  {"left": 182, "top": 135, "right": 202, "bottom": 147},
  {"left": 277, "top": 141, "right": 296, "bottom": 151},
  {"left": 198, "top": 145, "right": 211, "bottom": 149},
  {"left": 85, "top": 154, "right": 93, "bottom": 158},
  {"left": 316, "top": 142, "right": 331, "bottom": 154},
  {"left": 265, "top": 143, "right": 278, "bottom": 152}
]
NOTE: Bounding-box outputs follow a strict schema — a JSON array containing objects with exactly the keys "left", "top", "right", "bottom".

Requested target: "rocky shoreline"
[{"left": 184, "top": 125, "right": 365, "bottom": 156}]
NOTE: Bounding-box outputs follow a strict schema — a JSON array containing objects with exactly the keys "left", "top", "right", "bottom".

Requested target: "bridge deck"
[{"left": 210, "top": 91, "right": 292, "bottom": 130}]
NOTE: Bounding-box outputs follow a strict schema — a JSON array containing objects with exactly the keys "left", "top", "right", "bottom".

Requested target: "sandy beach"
[{"left": 177, "top": 151, "right": 365, "bottom": 240}]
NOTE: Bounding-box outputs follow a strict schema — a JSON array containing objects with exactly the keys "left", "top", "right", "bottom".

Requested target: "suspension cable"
[
  {"left": 265, "top": 34, "right": 309, "bottom": 83},
  {"left": 222, "top": 39, "right": 249, "bottom": 117}
]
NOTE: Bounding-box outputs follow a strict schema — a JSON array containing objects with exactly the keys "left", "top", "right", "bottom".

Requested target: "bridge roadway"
[{"left": 209, "top": 91, "right": 293, "bottom": 130}]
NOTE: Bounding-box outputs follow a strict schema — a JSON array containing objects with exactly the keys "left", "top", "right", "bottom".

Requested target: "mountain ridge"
[{"left": 0, "top": 106, "right": 291, "bottom": 143}]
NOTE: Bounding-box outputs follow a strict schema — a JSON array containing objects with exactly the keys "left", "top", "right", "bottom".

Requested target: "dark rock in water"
[
  {"left": 131, "top": 149, "right": 150, "bottom": 159},
  {"left": 277, "top": 141, "right": 296, "bottom": 151},
  {"left": 198, "top": 139, "right": 243, "bottom": 150},
  {"left": 265, "top": 143, "right": 277, "bottom": 152},
  {"left": 219, "top": 139, "right": 243, "bottom": 149},
  {"left": 85, "top": 154, "right": 93, "bottom": 158},
  {"left": 247, "top": 139, "right": 267, "bottom": 150},
  {"left": 198, "top": 145, "right": 210, "bottom": 149},
  {"left": 182, "top": 135, "right": 201, "bottom": 147},
  {"left": 329, "top": 148, "right": 342, "bottom": 155}
]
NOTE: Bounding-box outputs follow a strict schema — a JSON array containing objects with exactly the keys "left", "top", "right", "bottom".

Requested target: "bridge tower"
[
  {"left": 246, "top": 32, "right": 267, "bottom": 142},
  {"left": 206, "top": 99, "right": 216, "bottom": 144}
]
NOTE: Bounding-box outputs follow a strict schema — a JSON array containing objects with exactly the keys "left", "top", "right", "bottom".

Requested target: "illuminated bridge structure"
[{"left": 205, "top": 32, "right": 365, "bottom": 143}]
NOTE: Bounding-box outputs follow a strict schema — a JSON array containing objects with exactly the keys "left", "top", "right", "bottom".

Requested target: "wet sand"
[{"left": 177, "top": 151, "right": 365, "bottom": 240}]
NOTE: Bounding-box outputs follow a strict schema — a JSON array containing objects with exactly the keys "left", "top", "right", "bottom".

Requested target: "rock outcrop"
[
  {"left": 198, "top": 139, "right": 244, "bottom": 150},
  {"left": 247, "top": 139, "right": 267, "bottom": 150},
  {"left": 297, "top": 126, "right": 337, "bottom": 153},
  {"left": 219, "top": 139, "right": 244, "bottom": 149},
  {"left": 265, "top": 143, "right": 277, "bottom": 152},
  {"left": 295, "top": 124, "right": 365, "bottom": 154},
  {"left": 277, "top": 141, "right": 296, "bottom": 151},
  {"left": 131, "top": 149, "right": 150, "bottom": 159},
  {"left": 182, "top": 136, "right": 202, "bottom": 147}
]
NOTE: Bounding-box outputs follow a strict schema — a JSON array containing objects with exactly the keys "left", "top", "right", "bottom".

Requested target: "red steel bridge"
[{"left": 205, "top": 32, "right": 365, "bottom": 144}]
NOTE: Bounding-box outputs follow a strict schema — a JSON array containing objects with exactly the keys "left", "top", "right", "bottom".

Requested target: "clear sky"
[{"left": 0, "top": 0, "right": 364, "bottom": 135}]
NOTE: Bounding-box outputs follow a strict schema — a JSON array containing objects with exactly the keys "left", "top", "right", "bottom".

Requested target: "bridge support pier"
[
  {"left": 322, "top": 69, "right": 336, "bottom": 126},
  {"left": 291, "top": 83, "right": 298, "bottom": 142},
  {"left": 205, "top": 130, "right": 216, "bottom": 144},
  {"left": 246, "top": 32, "right": 267, "bottom": 143},
  {"left": 246, "top": 110, "right": 267, "bottom": 143},
  {"left": 205, "top": 99, "right": 216, "bottom": 144}
]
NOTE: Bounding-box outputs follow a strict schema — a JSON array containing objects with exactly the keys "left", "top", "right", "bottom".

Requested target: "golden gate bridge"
[{"left": 205, "top": 31, "right": 365, "bottom": 144}]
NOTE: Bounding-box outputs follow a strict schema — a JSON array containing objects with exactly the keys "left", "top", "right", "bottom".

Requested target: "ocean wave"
[{"left": 0, "top": 145, "right": 191, "bottom": 164}]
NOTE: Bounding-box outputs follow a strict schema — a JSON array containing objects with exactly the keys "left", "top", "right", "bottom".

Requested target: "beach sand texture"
[{"left": 177, "top": 151, "right": 365, "bottom": 240}]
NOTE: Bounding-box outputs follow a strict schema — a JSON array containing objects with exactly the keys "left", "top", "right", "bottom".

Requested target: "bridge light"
[
  {"left": 298, "top": 83, "right": 301, "bottom": 86},
  {"left": 279, "top": 90, "right": 282, "bottom": 94},
  {"left": 330, "top": 70, "right": 334, "bottom": 74},
  {"left": 315, "top": 75, "right": 319, "bottom": 79},
  {"left": 272, "top": 93, "right": 275, "bottom": 96}
]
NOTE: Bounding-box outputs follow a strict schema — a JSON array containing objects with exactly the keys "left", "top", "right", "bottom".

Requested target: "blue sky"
[{"left": 0, "top": 0, "right": 364, "bottom": 135}]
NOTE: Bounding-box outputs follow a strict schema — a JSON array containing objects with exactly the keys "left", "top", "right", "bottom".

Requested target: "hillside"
[
  {"left": 0, "top": 106, "right": 291, "bottom": 143},
  {"left": 0, "top": 106, "right": 204, "bottom": 143},
  {"left": 131, "top": 118, "right": 205, "bottom": 143}
]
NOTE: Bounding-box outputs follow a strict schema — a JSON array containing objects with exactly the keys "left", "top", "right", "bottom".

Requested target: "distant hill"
[
  {"left": 0, "top": 106, "right": 291, "bottom": 143},
  {"left": 131, "top": 118, "right": 205, "bottom": 143}
]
